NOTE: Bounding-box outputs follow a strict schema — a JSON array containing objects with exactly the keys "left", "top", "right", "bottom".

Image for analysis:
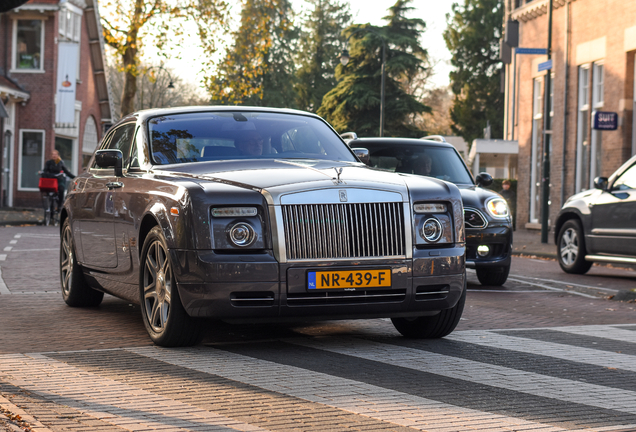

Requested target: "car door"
[
  {"left": 590, "top": 163, "right": 636, "bottom": 256},
  {"left": 78, "top": 123, "right": 135, "bottom": 268}
]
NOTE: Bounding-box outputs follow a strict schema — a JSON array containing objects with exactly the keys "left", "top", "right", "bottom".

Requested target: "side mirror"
[
  {"left": 352, "top": 148, "right": 371, "bottom": 166},
  {"left": 95, "top": 149, "right": 123, "bottom": 177},
  {"left": 593, "top": 176, "right": 608, "bottom": 191},
  {"left": 475, "top": 172, "right": 493, "bottom": 187}
]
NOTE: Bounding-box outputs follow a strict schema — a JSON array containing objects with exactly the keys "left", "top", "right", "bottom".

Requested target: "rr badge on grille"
[{"left": 339, "top": 190, "right": 348, "bottom": 202}]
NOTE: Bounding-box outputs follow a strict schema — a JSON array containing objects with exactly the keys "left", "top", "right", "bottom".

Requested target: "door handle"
[{"left": 106, "top": 181, "right": 123, "bottom": 189}]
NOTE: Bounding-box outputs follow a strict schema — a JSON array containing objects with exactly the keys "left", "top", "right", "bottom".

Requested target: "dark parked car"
[
  {"left": 349, "top": 137, "right": 513, "bottom": 286},
  {"left": 59, "top": 107, "right": 467, "bottom": 346},
  {"left": 555, "top": 154, "right": 636, "bottom": 273}
]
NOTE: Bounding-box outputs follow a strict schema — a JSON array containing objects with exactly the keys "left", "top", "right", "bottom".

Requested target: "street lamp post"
[
  {"left": 340, "top": 28, "right": 387, "bottom": 137},
  {"left": 142, "top": 65, "right": 175, "bottom": 109}
]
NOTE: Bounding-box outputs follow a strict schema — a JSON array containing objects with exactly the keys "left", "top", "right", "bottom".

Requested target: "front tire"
[
  {"left": 60, "top": 219, "right": 104, "bottom": 307},
  {"left": 391, "top": 286, "right": 466, "bottom": 338},
  {"left": 140, "top": 226, "right": 202, "bottom": 347},
  {"left": 557, "top": 219, "right": 592, "bottom": 274},
  {"left": 476, "top": 265, "right": 510, "bottom": 286}
]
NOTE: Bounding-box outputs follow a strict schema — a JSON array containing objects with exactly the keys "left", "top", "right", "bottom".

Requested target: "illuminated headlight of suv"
[
  {"left": 486, "top": 198, "right": 509, "bottom": 218},
  {"left": 210, "top": 206, "right": 265, "bottom": 249},
  {"left": 413, "top": 202, "right": 453, "bottom": 245}
]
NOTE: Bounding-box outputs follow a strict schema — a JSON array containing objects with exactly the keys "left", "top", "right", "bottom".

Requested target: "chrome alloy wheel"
[
  {"left": 143, "top": 240, "right": 173, "bottom": 333},
  {"left": 559, "top": 227, "right": 579, "bottom": 266},
  {"left": 60, "top": 224, "right": 74, "bottom": 296}
]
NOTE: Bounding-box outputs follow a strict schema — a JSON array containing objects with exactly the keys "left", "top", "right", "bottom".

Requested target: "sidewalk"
[
  {"left": 512, "top": 228, "right": 557, "bottom": 259},
  {"left": 0, "top": 207, "right": 42, "bottom": 226}
]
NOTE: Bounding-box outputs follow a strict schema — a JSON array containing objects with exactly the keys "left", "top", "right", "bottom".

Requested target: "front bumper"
[
  {"left": 171, "top": 247, "right": 465, "bottom": 320},
  {"left": 465, "top": 225, "right": 512, "bottom": 269}
]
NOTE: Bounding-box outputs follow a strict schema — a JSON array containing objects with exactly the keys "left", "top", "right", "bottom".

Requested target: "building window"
[
  {"left": 632, "top": 55, "right": 636, "bottom": 156},
  {"left": 592, "top": 62, "right": 604, "bottom": 108},
  {"left": 530, "top": 78, "right": 543, "bottom": 224},
  {"left": 59, "top": 7, "right": 81, "bottom": 42},
  {"left": 55, "top": 137, "right": 76, "bottom": 177},
  {"left": 82, "top": 116, "right": 98, "bottom": 169},
  {"left": 590, "top": 61, "right": 604, "bottom": 183},
  {"left": 14, "top": 20, "right": 44, "bottom": 71},
  {"left": 576, "top": 65, "right": 590, "bottom": 193},
  {"left": 19, "top": 130, "right": 45, "bottom": 190}
]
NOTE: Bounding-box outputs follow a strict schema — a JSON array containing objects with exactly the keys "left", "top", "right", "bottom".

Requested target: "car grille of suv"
[
  {"left": 281, "top": 203, "right": 405, "bottom": 260},
  {"left": 464, "top": 208, "right": 487, "bottom": 228}
]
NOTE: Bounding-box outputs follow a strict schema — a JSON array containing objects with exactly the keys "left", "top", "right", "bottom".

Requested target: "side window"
[
  {"left": 106, "top": 123, "right": 136, "bottom": 168},
  {"left": 613, "top": 164, "right": 636, "bottom": 191}
]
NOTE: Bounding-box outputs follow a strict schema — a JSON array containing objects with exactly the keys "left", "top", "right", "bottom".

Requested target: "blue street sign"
[
  {"left": 592, "top": 111, "right": 618, "bottom": 130},
  {"left": 538, "top": 59, "right": 553, "bottom": 72},
  {"left": 516, "top": 48, "right": 548, "bottom": 55}
]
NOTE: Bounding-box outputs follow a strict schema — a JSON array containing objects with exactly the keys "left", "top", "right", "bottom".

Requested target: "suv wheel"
[{"left": 557, "top": 219, "right": 592, "bottom": 274}]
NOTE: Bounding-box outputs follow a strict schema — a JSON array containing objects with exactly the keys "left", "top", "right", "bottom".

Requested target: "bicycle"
[{"left": 38, "top": 171, "right": 64, "bottom": 226}]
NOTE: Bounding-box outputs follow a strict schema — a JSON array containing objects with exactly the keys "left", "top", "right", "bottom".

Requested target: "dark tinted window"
[
  {"left": 94, "top": 123, "right": 136, "bottom": 168},
  {"left": 147, "top": 111, "right": 356, "bottom": 165},
  {"left": 365, "top": 142, "right": 474, "bottom": 185}
]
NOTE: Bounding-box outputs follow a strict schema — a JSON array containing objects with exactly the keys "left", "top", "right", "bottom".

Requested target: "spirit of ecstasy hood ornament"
[{"left": 334, "top": 167, "right": 343, "bottom": 184}]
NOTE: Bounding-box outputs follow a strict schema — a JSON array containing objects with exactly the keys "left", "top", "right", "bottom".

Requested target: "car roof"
[
  {"left": 349, "top": 137, "right": 457, "bottom": 149},
  {"left": 126, "top": 106, "right": 324, "bottom": 124}
]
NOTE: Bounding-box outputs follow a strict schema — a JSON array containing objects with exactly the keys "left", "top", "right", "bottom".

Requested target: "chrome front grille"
[
  {"left": 281, "top": 203, "right": 405, "bottom": 260},
  {"left": 464, "top": 208, "right": 488, "bottom": 229}
]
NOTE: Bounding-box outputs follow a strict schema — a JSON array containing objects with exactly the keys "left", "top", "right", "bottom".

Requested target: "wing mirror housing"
[
  {"left": 593, "top": 176, "right": 608, "bottom": 191},
  {"left": 352, "top": 148, "right": 371, "bottom": 166},
  {"left": 475, "top": 172, "right": 493, "bottom": 187},
  {"left": 95, "top": 149, "right": 124, "bottom": 177}
]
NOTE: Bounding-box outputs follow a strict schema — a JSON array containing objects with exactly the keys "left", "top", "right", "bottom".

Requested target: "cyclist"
[{"left": 43, "top": 149, "right": 75, "bottom": 210}]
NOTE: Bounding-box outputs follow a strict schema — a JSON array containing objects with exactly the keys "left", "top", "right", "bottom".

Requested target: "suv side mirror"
[
  {"left": 475, "top": 172, "right": 493, "bottom": 187},
  {"left": 95, "top": 149, "right": 124, "bottom": 177},
  {"left": 593, "top": 176, "right": 608, "bottom": 191},
  {"left": 352, "top": 148, "right": 371, "bottom": 166}
]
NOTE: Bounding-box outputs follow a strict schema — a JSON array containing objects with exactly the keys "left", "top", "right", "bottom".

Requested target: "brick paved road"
[{"left": 0, "top": 226, "right": 635, "bottom": 431}]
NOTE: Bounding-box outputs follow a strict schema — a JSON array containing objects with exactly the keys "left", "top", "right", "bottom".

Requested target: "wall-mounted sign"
[
  {"left": 538, "top": 59, "right": 553, "bottom": 72},
  {"left": 516, "top": 48, "right": 548, "bottom": 55},
  {"left": 592, "top": 111, "right": 618, "bottom": 130}
]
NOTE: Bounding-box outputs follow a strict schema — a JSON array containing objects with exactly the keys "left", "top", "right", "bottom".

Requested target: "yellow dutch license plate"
[{"left": 308, "top": 269, "right": 391, "bottom": 290}]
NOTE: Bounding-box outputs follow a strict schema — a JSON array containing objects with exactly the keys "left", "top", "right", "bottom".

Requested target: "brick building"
[
  {"left": 503, "top": 0, "right": 636, "bottom": 230},
  {"left": 0, "top": 0, "right": 112, "bottom": 208}
]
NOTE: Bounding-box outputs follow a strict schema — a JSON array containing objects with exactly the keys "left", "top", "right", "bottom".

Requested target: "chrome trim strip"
[
  {"left": 590, "top": 229, "right": 636, "bottom": 237},
  {"left": 585, "top": 255, "right": 636, "bottom": 264}
]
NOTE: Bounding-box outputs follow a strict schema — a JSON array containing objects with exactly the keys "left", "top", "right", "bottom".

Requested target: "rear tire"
[
  {"left": 140, "top": 226, "right": 202, "bottom": 347},
  {"left": 60, "top": 219, "right": 104, "bottom": 307},
  {"left": 476, "top": 265, "right": 510, "bottom": 286},
  {"left": 392, "top": 284, "right": 466, "bottom": 339},
  {"left": 557, "top": 219, "right": 592, "bottom": 274}
]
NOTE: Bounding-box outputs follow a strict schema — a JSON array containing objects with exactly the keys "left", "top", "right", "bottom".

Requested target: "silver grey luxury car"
[{"left": 59, "top": 106, "right": 466, "bottom": 346}]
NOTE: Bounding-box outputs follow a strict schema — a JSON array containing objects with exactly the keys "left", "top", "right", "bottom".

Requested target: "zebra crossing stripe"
[
  {"left": 550, "top": 325, "right": 636, "bottom": 344},
  {"left": 286, "top": 336, "right": 636, "bottom": 414},
  {"left": 130, "top": 346, "right": 592, "bottom": 432},
  {"left": 446, "top": 330, "right": 636, "bottom": 372},
  {"left": 0, "top": 353, "right": 269, "bottom": 432}
]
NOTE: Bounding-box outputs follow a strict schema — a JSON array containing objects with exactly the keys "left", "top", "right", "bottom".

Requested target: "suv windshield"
[
  {"left": 365, "top": 142, "right": 474, "bottom": 185},
  {"left": 148, "top": 111, "right": 356, "bottom": 165}
]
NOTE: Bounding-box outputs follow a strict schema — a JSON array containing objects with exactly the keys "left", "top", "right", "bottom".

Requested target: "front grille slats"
[{"left": 282, "top": 202, "right": 405, "bottom": 260}]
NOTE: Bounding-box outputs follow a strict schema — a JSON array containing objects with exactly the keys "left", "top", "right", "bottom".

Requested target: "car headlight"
[
  {"left": 210, "top": 206, "right": 265, "bottom": 250},
  {"left": 413, "top": 202, "right": 453, "bottom": 245},
  {"left": 486, "top": 198, "right": 509, "bottom": 218}
]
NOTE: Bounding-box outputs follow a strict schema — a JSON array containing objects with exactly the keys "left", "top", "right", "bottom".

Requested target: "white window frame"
[
  {"left": 633, "top": 55, "right": 636, "bottom": 156},
  {"left": 11, "top": 18, "right": 45, "bottom": 73},
  {"left": 592, "top": 62, "right": 604, "bottom": 108},
  {"left": 590, "top": 61, "right": 604, "bottom": 184},
  {"left": 18, "top": 129, "right": 46, "bottom": 192},
  {"left": 575, "top": 65, "right": 591, "bottom": 193},
  {"left": 530, "top": 77, "right": 543, "bottom": 224}
]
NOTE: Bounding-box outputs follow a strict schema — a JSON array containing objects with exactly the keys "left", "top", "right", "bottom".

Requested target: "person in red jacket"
[{"left": 43, "top": 149, "right": 75, "bottom": 209}]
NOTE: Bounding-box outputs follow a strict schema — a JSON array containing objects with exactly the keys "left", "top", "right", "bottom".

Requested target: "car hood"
[
  {"left": 456, "top": 184, "right": 501, "bottom": 209},
  {"left": 154, "top": 159, "right": 451, "bottom": 196}
]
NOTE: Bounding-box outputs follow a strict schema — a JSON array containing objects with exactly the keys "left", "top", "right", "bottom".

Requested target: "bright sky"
[{"left": 142, "top": 0, "right": 453, "bottom": 93}]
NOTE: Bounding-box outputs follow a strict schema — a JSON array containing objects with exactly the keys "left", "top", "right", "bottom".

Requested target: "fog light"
[
  {"left": 229, "top": 222, "right": 256, "bottom": 247},
  {"left": 477, "top": 245, "right": 490, "bottom": 257}
]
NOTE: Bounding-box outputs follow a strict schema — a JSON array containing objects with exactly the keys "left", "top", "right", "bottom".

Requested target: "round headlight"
[
  {"left": 228, "top": 222, "right": 256, "bottom": 247},
  {"left": 421, "top": 218, "right": 443, "bottom": 242},
  {"left": 486, "top": 198, "right": 509, "bottom": 218}
]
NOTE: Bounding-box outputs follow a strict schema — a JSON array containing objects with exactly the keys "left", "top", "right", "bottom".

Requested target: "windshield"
[
  {"left": 147, "top": 111, "right": 356, "bottom": 165},
  {"left": 364, "top": 142, "right": 474, "bottom": 185}
]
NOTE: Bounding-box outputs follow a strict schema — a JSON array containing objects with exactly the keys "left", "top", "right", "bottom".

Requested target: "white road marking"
[
  {"left": 3, "top": 246, "right": 12, "bottom": 252},
  {"left": 448, "top": 330, "right": 636, "bottom": 372},
  {"left": 510, "top": 274, "right": 621, "bottom": 292},
  {"left": 130, "top": 346, "right": 573, "bottom": 432},
  {"left": 10, "top": 248, "right": 59, "bottom": 252},
  {"left": 551, "top": 325, "right": 636, "bottom": 344},
  {"left": 507, "top": 277, "right": 599, "bottom": 298},
  {"left": 0, "top": 255, "right": 6, "bottom": 261},
  {"left": 467, "top": 289, "right": 562, "bottom": 293},
  {"left": 288, "top": 336, "right": 636, "bottom": 414},
  {"left": 9, "top": 240, "right": 17, "bottom": 244},
  {"left": 13, "top": 234, "right": 21, "bottom": 238},
  {"left": 0, "top": 353, "right": 268, "bottom": 432},
  {"left": 0, "top": 268, "right": 10, "bottom": 295}
]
